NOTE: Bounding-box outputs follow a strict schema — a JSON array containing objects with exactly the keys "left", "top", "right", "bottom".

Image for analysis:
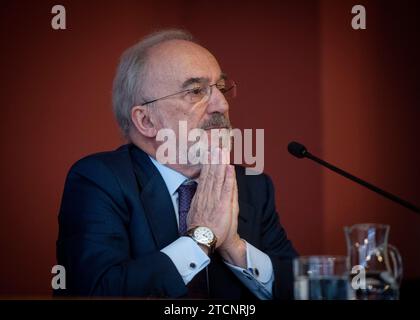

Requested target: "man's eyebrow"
[
  {"left": 181, "top": 77, "right": 208, "bottom": 89},
  {"left": 181, "top": 73, "right": 228, "bottom": 89}
]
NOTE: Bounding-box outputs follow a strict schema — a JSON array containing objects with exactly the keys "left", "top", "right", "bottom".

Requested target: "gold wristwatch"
[{"left": 186, "top": 226, "right": 217, "bottom": 254}]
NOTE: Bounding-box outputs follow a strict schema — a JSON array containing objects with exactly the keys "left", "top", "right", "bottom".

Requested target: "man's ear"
[{"left": 131, "top": 105, "right": 158, "bottom": 138}]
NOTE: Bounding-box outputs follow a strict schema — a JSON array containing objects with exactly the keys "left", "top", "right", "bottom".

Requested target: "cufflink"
[{"left": 189, "top": 262, "right": 196, "bottom": 269}]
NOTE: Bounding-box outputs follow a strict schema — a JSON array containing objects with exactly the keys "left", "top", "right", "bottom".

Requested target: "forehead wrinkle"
[{"left": 145, "top": 40, "right": 222, "bottom": 93}]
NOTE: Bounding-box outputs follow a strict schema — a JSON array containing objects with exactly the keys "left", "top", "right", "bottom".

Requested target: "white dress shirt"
[{"left": 149, "top": 156, "right": 274, "bottom": 299}]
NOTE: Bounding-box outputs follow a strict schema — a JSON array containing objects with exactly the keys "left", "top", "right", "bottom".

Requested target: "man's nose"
[{"left": 206, "top": 87, "right": 229, "bottom": 114}]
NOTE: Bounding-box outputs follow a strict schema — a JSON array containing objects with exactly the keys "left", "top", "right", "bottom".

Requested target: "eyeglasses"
[{"left": 141, "top": 78, "right": 237, "bottom": 106}]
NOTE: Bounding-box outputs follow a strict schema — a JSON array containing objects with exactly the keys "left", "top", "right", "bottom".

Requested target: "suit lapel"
[{"left": 130, "top": 145, "right": 179, "bottom": 249}]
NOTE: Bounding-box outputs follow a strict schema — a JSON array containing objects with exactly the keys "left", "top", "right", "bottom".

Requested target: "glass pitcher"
[{"left": 344, "top": 223, "right": 403, "bottom": 300}]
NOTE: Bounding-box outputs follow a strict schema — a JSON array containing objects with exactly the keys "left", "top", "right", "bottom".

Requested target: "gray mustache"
[{"left": 200, "top": 113, "right": 232, "bottom": 130}]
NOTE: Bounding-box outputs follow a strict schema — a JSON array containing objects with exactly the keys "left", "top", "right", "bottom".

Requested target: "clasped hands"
[{"left": 187, "top": 148, "right": 246, "bottom": 268}]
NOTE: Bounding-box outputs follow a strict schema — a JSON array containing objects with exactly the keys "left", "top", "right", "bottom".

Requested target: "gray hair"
[{"left": 112, "top": 29, "right": 194, "bottom": 137}]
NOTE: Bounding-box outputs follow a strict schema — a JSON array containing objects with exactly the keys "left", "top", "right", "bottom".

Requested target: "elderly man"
[{"left": 56, "top": 30, "right": 297, "bottom": 299}]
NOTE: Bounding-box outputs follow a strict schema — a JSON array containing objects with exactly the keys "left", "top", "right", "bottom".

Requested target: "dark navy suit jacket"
[{"left": 56, "top": 144, "right": 297, "bottom": 299}]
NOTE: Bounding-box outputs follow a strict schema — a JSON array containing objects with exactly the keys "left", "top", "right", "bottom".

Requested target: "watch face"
[{"left": 193, "top": 227, "right": 214, "bottom": 244}]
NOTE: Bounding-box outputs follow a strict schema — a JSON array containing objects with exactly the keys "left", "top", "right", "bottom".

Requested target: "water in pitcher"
[{"left": 352, "top": 271, "right": 399, "bottom": 300}]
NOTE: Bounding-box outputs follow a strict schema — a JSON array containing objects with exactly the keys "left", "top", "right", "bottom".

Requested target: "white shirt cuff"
[
  {"left": 161, "top": 236, "right": 210, "bottom": 285},
  {"left": 224, "top": 241, "right": 274, "bottom": 299}
]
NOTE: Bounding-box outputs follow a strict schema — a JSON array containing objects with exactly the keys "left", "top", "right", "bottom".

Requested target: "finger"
[
  {"left": 206, "top": 147, "right": 221, "bottom": 191},
  {"left": 212, "top": 162, "right": 227, "bottom": 199},
  {"left": 197, "top": 162, "right": 209, "bottom": 186},
  {"left": 200, "top": 133, "right": 211, "bottom": 165},
  {"left": 232, "top": 172, "right": 239, "bottom": 219},
  {"left": 199, "top": 148, "right": 221, "bottom": 208},
  {"left": 196, "top": 161, "right": 210, "bottom": 197},
  {"left": 213, "top": 146, "right": 223, "bottom": 165},
  {"left": 211, "top": 147, "right": 228, "bottom": 197},
  {"left": 221, "top": 165, "right": 235, "bottom": 208},
  {"left": 221, "top": 147, "right": 230, "bottom": 165}
]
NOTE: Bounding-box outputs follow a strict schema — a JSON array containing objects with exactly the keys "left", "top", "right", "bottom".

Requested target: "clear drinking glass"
[{"left": 294, "top": 256, "right": 352, "bottom": 300}]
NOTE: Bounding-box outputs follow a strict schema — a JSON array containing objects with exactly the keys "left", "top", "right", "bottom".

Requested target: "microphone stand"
[{"left": 290, "top": 142, "right": 419, "bottom": 214}]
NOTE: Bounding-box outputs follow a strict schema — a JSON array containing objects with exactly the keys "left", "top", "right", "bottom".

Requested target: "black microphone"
[{"left": 288, "top": 141, "right": 420, "bottom": 214}]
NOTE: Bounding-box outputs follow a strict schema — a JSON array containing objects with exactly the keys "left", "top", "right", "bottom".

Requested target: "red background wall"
[{"left": 0, "top": 0, "right": 418, "bottom": 296}]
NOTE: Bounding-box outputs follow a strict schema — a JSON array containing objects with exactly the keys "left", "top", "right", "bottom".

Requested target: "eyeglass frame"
[{"left": 140, "top": 77, "right": 236, "bottom": 106}]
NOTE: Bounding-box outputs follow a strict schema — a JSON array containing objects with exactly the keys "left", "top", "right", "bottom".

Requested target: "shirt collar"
[{"left": 149, "top": 156, "right": 189, "bottom": 196}]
